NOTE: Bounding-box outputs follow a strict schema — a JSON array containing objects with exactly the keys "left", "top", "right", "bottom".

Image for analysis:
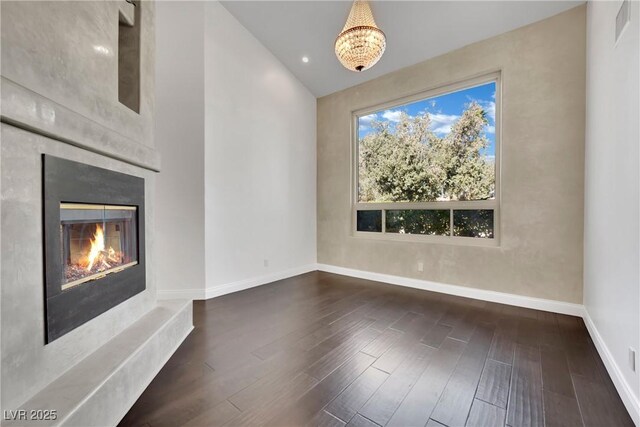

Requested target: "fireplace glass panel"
[{"left": 60, "top": 203, "right": 138, "bottom": 290}]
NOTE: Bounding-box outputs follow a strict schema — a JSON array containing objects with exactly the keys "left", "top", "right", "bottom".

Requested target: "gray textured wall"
[
  {"left": 1, "top": 0, "right": 159, "bottom": 412},
  {"left": 1, "top": 1, "right": 155, "bottom": 147},
  {"left": 1, "top": 125, "right": 158, "bottom": 412},
  {"left": 317, "top": 6, "right": 586, "bottom": 303}
]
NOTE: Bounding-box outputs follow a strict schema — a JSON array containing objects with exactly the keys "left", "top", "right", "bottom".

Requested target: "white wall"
[
  {"left": 155, "top": 2, "right": 206, "bottom": 293},
  {"left": 203, "top": 2, "right": 317, "bottom": 290},
  {"left": 155, "top": 1, "right": 316, "bottom": 298},
  {"left": 584, "top": 0, "right": 640, "bottom": 421}
]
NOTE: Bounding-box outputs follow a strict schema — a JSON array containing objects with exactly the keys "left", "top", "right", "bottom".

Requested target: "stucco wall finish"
[
  {"left": 1, "top": 125, "right": 158, "bottom": 412},
  {"left": 0, "top": 0, "right": 192, "bottom": 419},
  {"left": 317, "top": 6, "right": 586, "bottom": 303},
  {"left": 1, "top": 1, "right": 155, "bottom": 147}
]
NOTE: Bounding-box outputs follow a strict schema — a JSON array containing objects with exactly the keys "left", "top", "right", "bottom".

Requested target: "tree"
[{"left": 358, "top": 102, "right": 494, "bottom": 203}]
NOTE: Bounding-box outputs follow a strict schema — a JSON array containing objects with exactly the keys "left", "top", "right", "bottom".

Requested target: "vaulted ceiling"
[{"left": 221, "top": 1, "right": 584, "bottom": 97}]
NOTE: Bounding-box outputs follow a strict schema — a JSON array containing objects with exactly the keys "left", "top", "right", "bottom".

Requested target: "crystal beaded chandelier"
[{"left": 335, "top": 0, "right": 386, "bottom": 72}]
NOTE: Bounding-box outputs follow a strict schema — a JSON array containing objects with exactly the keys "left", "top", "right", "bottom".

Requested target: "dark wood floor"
[{"left": 119, "top": 272, "right": 633, "bottom": 427}]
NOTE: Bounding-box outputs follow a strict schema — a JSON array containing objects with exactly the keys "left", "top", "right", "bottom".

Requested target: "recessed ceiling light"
[{"left": 302, "top": 56, "right": 309, "bottom": 63}]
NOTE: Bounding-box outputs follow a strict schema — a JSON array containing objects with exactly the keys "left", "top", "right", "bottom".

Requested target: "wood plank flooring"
[{"left": 119, "top": 271, "right": 633, "bottom": 427}]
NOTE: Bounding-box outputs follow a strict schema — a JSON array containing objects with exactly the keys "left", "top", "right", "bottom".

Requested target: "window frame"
[{"left": 351, "top": 72, "right": 502, "bottom": 247}]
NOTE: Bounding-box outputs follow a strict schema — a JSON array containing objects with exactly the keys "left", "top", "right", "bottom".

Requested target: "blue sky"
[{"left": 358, "top": 82, "right": 496, "bottom": 159}]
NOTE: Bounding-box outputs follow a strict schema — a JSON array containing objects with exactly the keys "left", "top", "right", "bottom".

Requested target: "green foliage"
[
  {"left": 358, "top": 103, "right": 495, "bottom": 202},
  {"left": 453, "top": 209, "right": 494, "bottom": 238},
  {"left": 386, "top": 209, "right": 450, "bottom": 235}
]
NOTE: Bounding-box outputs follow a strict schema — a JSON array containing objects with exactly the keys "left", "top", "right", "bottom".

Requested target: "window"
[{"left": 353, "top": 74, "right": 500, "bottom": 245}]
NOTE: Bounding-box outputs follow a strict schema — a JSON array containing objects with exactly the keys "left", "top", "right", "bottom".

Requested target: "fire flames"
[
  {"left": 63, "top": 221, "right": 134, "bottom": 288},
  {"left": 82, "top": 224, "right": 120, "bottom": 271}
]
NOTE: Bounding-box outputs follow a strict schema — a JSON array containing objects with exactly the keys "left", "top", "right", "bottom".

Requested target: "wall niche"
[{"left": 118, "top": 0, "right": 141, "bottom": 113}]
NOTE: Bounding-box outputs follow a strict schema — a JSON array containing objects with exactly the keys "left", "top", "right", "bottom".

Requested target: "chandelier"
[{"left": 335, "top": 0, "right": 386, "bottom": 72}]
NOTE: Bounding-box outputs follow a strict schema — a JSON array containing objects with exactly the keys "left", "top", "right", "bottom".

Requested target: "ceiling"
[{"left": 221, "top": 1, "right": 583, "bottom": 97}]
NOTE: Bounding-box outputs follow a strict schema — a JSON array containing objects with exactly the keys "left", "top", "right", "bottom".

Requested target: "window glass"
[
  {"left": 356, "top": 210, "right": 382, "bottom": 232},
  {"left": 453, "top": 210, "right": 494, "bottom": 238},
  {"left": 386, "top": 210, "right": 450, "bottom": 236},
  {"left": 358, "top": 82, "right": 496, "bottom": 203}
]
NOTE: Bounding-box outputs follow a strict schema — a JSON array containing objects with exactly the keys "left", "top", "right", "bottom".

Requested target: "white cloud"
[
  {"left": 359, "top": 113, "right": 377, "bottom": 124},
  {"left": 358, "top": 113, "right": 378, "bottom": 133},
  {"left": 485, "top": 125, "right": 495, "bottom": 134},
  {"left": 471, "top": 99, "right": 495, "bottom": 122},
  {"left": 382, "top": 110, "right": 403, "bottom": 123},
  {"left": 483, "top": 101, "right": 496, "bottom": 121},
  {"left": 429, "top": 113, "right": 459, "bottom": 134},
  {"left": 466, "top": 94, "right": 496, "bottom": 123}
]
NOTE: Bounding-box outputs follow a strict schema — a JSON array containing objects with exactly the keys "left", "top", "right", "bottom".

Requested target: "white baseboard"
[
  {"left": 316, "top": 263, "right": 584, "bottom": 316},
  {"left": 157, "top": 264, "right": 318, "bottom": 301},
  {"left": 582, "top": 310, "right": 640, "bottom": 426},
  {"left": 203, "top": 264, "right": 318, "bottom": 299}
]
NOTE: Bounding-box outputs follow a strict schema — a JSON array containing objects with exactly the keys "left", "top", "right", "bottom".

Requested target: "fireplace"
[
  {"left": 43, "top": 155, "right": 146, "bottom": 343},
  {"left": 61, "top": 204, "right": 138, "bottom": 290}
]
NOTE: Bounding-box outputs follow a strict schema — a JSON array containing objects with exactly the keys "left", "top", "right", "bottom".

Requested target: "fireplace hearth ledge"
[{"left": 3, "top": 299, "right": 193, "bottom": 427}]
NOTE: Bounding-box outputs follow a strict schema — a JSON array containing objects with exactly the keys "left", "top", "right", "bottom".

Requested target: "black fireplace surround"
[{"left": 43, "top": 155, "right": 146, "bottom": 343}]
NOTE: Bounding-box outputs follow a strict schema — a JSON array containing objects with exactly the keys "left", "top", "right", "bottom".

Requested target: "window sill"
[{"left": 350, "top": 231, "right": 501, "bottom": 248}]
